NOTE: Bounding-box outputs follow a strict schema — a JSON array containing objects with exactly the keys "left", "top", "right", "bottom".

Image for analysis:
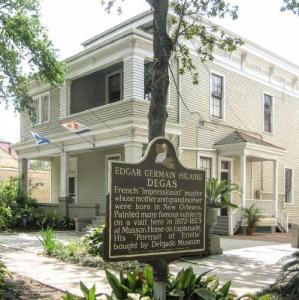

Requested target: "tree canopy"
[
  {"left": 281, "top": 0, "right": 299, "bottom": 15},
  {"left": 0, "top": 0, "right": 64, "bottom": 118}
]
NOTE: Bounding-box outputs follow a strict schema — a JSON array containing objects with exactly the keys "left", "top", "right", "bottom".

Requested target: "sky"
[{"left": 1, "top": 0, "right": 298, "bottom": 143}]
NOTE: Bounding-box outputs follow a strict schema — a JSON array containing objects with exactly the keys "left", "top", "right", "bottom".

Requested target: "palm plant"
[
  {"left": 244, "top": 204, "right": 261, "bottom": 228},
  {"left": 206, "top": 178, "right": 239, "bottom": 209}
]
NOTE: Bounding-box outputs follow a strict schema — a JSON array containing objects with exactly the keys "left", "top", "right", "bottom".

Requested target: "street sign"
[{"left": 103, "top": 137, "right": 206, "bottom": 262}]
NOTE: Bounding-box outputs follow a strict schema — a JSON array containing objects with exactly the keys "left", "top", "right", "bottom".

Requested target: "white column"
[
  {"left": 18, "top": 158, "right": 28, "bottom": 194},
  {"left": 124, "top": 142, "right": 143, "bottom": 163},
  {"left": 123, "top": 56, "right": 145, "bottom": 100},
  {"left": 240, "top": 154, "right": 247, "bottom": 209},
  {"left": 60, "top": 152, "right": 70, "bottom": 198},
  {"left": 273, "top": 159, "right": 278, "bottom": 217}
]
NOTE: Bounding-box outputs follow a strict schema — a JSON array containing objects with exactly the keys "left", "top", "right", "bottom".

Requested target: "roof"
[
  {"left": 80, "top": 10, "right": 299, "bottom": 75},
  {"left": 0, "top": 138, "right": 10, "bottom": 144},
  {"left": 0, "top": 140, "right": 18, "bottom": 160},
  {"left": 215, "top": 130, "right": 285, "bottom": 150}
]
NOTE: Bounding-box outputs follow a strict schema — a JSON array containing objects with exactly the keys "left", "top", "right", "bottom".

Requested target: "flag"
[
  {"left": 61, "top": 120, "right": 90, "bottom": 134},
  {"left": 31, "top": 132, "right": 50, "bottom": 145}
]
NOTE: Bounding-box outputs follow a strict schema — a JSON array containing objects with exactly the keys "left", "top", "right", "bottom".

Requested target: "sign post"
[{"left": 104, "top": 137, "right": 207, "bottom": 299}]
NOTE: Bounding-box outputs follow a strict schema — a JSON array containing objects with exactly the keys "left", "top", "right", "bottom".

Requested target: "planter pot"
[
  {"left": 207, "top": 207, "right": 219, "bottom": 234},
  {"left": 246, "top": 227, "right": 255, "bottom": 235},
  {"left": 207, "top": 207, "right": 223, "bottom": 255}
]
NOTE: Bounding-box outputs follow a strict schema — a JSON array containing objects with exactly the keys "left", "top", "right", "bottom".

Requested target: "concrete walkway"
[{"left": 0, "top": 232, "right": 297, "bottom": 298}]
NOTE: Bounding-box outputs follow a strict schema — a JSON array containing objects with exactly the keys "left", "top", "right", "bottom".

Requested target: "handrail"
[
  {"left": 228, "top": 206, "right": 243, "bottom": 236},
  {"left": 277, "top": 208, "right": 289, "bottom": 233}
]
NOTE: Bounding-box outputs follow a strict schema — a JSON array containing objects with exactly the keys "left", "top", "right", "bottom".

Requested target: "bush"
[
  {"left": 0, "top": 177, "right": 74, "bottom": 231},
  {"left": 83, "top": 225, "right": 105, "bottom": 256}
]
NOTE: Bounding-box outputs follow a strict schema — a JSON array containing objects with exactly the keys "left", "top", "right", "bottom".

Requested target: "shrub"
[
  {"left": 39, "top": 228, "right": 62, "bottom": 256},
  {"left": 0, "top": 177, "right": 75, "bottom": 231},
  {"left": 83, "top": 225, "right": 105, "bottom": 256},
  {"left": 0, "top": 206, "right": 12, "bottom": 230}
]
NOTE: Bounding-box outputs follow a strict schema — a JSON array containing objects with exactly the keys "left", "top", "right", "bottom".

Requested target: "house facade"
[{"left": 12, "top": 11, "right": 299, "bottom": 233}]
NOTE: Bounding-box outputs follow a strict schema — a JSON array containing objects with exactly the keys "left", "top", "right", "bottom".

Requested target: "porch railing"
[{"left": 245, "top": 199, "right": 275, "bottom": 216}]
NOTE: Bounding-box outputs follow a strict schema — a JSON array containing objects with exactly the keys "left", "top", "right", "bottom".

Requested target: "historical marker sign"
[{"left": 103, "top": 137, "right": 206, "bottom": 261}]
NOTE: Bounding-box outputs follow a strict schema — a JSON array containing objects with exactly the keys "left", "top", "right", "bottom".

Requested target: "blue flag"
[{"left": 31, "top": 132, "right": 50, "bottom": 145}]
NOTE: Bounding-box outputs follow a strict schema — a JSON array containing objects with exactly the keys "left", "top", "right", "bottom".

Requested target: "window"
[
  {"left": 211, "top": 74, "right": 224, "bottom": 119},
  {"left": 32, "top": 99, "right": 40, "bottom": 126},
  {"left": 144, "top": 62, "right": 153, "bottom": 101},
  {"left": 264, "top": 94, "right": 273, "bottom": 133},
  {"left": 31, "top": 92, "right": 50, "bottom": 126},
  {"left": 199, "top": 157, "right": 212, "bottom": 180},
  {"left": 108, "top": 72, "right": 121, "bottom": 103},
  {"left": 285, "top": 168, "right": 293, "bottom": 204},
  {"left": 41, "top": 94, "right": 50, "bottom": 123}
]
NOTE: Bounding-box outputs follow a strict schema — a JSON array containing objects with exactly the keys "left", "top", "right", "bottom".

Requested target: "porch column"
[
  {"left": 240, "top": 154, "right": 247, "bottom": 209},
  {"left": 124, "top": 142, "right": 143, "bottom": 163},
  {"left": 273, "top": 159, "right": 278, "bottom": 217},
  {"left": 123, "top": 56, "right": 145, "bottom": 100},
  {"left": 18, "top": 158, "right": 28, "bottom": 194},
  {"left": 59, "top": 152, "right": 70, "bottom": 217}
]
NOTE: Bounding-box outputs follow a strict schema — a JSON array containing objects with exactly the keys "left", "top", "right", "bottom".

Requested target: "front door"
[{"left": 220, "top": 160, "right": 231, "bottom": 216}]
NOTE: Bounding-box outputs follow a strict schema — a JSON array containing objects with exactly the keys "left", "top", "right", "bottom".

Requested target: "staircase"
[{"left": 212, "top": 216, "right": 229, "bottom": 235}]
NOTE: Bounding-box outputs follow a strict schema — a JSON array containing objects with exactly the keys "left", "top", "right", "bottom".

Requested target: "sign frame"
[{"left": 103, "top": 137, "right": 208, "bottom": 262}]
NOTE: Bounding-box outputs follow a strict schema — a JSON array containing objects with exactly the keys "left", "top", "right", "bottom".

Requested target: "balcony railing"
[{"left": 245, "top": 199, "right": 275, "bottom": 216}]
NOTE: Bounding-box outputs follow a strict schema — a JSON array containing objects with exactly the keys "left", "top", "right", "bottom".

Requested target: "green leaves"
[
  {"left": 168, "top": 267, "right": 236, "bottom": 300},
  {"left": 63, "top": 281, "right": 99, "bottom": 300},
  {"left": 0, "top": 260, "right": 12, "bottom": 284},
  {"left": 243, "top": 205, "right": 262, "bottom": 228},
  {"left": 206, "top": 177, "right": 239, "bottom": 209},
  {"left": 0, "top": 0, "right": 64, "bottom": 117},
  {"left": 105, "top": 266, "right": 154, "bottom": 300},
  {"left": 281, "top": 0, "right": 299, "bottom": 15}
]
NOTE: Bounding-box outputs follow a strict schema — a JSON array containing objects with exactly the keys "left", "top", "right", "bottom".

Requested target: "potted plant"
[
  {"left": 205, "top": 178, "right": 239, "bottom": 255},
  {"left": 206, "top": 177, "right": 239, "bottom": 233},
  {"left": 243, "top": 204, "right": 261, "bottom": 235}
]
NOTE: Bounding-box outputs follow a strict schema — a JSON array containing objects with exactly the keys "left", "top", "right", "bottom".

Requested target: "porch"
[{"left": 215, "top": 131, "right": 288, "bottom": 235}]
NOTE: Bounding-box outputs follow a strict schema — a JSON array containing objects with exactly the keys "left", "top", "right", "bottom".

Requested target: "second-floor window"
[
  {"left": 108, "top": 72, "right": 121, "bottom": 103},
  {"left": 211, "top": 74, "right": 224, "bottom": 119},
  {"left": 144, "top": 62, "right": 153, "bottom": 101},
  {"left": 285, "top": 168, "right": 293, "bottom": 204},
  {"left": 264, "top": 94, "right": 273, "bottom": 133},
  {"left": 32, "top": 93, "right": 50, "bottom": 126}
]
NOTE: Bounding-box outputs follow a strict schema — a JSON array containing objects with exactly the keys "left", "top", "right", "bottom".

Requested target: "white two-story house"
[{"left": 13, "top": 10, "right": 299, "bottom": 234}]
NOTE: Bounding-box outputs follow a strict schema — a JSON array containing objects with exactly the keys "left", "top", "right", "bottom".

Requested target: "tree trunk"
[{"left": 148, "top": 0, "right": 173, "bottom": 141}]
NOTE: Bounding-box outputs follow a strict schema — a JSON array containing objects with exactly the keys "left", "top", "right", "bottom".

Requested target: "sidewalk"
[{"left": 0, "top": 232, "right": 297, "bottom": 297}]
